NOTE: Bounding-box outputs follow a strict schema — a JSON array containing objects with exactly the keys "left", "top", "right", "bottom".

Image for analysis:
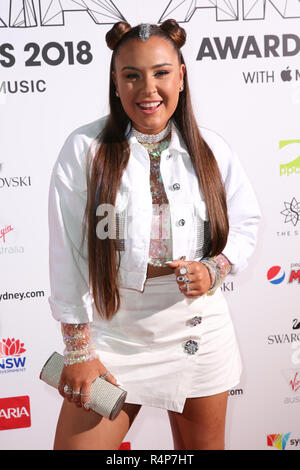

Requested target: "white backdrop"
[{"left": 1, "top": 0, "right": 300, "bottom": 450}]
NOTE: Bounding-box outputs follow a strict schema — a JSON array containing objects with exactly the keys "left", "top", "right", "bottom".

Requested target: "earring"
[
  {"left": 115, "top": 90, "right": 119, "bottom": 97},
  {"left": 179, "top": 84, "right": 184, "bottom": 91}
]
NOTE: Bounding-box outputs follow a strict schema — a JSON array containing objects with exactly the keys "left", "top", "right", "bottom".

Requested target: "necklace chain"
[{"left": 131, "top": 120, "right": 172, "bottom": 144}]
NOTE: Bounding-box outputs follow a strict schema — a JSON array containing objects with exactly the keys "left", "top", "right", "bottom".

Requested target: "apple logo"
[{"left": 281, "top": 66, "right": 292, "bottom": 82}]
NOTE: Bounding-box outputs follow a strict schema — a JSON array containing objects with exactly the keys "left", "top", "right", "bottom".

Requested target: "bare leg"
[
  {"left": 167, "top": 391, "right": 229, "bottom": 450},
  {"left": 54, "top": 398, "right": 142, "bottom": 450}
]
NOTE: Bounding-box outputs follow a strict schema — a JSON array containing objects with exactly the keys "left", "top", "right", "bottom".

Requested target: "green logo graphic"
[{"left": 279, "top": 140, "right": 300, "bottom": 176}]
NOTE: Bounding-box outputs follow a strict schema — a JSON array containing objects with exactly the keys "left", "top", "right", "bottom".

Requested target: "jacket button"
[
  {"left": 187, "top": 316, "right": 202, "bottom": 327},
  {"left": 178, "top": 219, "right": 185, "bottom": 226},
  {"left": 172, "top": 183, "right": 180, "bottom": 190},
  {"left": 166, "top": 154, "right": 171, "bottom": 159},
  {"left": 183, "top": 339, "right": 199, "bottom": 355}
]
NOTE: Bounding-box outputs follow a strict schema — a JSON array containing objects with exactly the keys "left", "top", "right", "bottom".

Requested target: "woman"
[{"left": 48, "top": 20, "right": 260, "bottom": 450}]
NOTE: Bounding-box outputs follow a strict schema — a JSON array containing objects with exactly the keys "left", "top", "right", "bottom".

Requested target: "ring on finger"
[
  {"left": 72, "top": 391, "right": 81, "bottom": 395},
  {"left": 179, "top": 265, "right": 188, "bottom": 275},
  {"left": 63, "top": 385, "right": 72, "bottom": 394},
  {"left": 80, "top": 393, "right": 90, "bottom": 397},
  {"left": 83, "top": 402, "right": 91, "bottom": 410},
  {"left": 100, "top": 371, "right": 110, "bottom": 379}
]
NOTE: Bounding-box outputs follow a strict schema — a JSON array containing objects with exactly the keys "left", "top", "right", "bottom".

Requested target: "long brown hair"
[{"left": 82, "top": 19, "right": 229, "bottom": 321}]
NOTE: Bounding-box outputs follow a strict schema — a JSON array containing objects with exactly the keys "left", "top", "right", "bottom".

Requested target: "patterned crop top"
[{"left": 139, "top": 132, "right": 173, "bottom": 267}]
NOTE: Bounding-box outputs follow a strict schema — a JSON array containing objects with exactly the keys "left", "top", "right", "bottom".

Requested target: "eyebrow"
[{"left": 121, "top": 63, "right": 173, "bottom": 72}]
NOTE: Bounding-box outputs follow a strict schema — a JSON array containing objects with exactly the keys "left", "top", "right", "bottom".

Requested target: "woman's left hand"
[{"left": 166, "top": 260, "right": 211, "bottom": 297}]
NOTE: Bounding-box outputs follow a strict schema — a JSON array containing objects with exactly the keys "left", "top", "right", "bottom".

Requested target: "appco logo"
[{"left": 279, "top": 140, "right": 300, "bottom": 176}]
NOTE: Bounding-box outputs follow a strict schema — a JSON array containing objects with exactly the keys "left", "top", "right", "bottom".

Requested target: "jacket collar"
[{"left": 125, "top": 119, "right": 189, "bottom": 157}]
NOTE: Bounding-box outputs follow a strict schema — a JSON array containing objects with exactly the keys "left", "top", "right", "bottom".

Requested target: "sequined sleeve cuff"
[
  {"left": 200, "top": 253, "right": 232, "bottom": 296},
  {"left": 61, "top": 322, "right": 98, "bottom": 366}
]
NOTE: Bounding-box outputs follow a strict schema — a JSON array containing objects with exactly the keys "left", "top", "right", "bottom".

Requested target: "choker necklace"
[{"left": 131, "top": 120, "right": 172, "bottom": 144}]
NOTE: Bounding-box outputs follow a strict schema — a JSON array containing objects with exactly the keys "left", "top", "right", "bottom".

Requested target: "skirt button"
[
  {"left": 183, "top": 339, "right": 199, "bottom": 355},
  {"left": 187, "top": 316, "right": 202, "bottom": 327}
]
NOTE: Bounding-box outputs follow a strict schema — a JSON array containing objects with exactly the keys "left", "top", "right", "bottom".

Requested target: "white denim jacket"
[{"left": 48, "top": 115, "right": 261, "bottom": 324}]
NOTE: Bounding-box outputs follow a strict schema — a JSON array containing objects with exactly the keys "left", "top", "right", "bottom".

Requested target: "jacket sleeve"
[
  {"left": 48, "top": 131, "right": 94, "bottom": 323},
  {"left": 220, "top": 144, "right": 261, "bottom": 275}
]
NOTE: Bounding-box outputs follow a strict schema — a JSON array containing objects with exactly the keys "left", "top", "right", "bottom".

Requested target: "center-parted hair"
[{"left": 82, "top": 19, "right": 229, "bottom": 321}]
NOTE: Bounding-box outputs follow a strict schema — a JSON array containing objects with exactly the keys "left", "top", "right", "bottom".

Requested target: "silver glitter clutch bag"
[{"left": 39, "top": 352, "right": 127, "bottom": 420}]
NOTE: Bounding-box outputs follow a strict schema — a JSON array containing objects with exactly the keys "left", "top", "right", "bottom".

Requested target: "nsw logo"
[
  {"left": 0, "top": 338, "right": 27, "bottom": 373},
  {"left": 267, "top": 266, "right": 286, "bottom": 285}
]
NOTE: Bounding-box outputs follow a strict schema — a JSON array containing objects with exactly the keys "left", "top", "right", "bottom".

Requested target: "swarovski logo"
[{"left": 0, "top": 176, "right": 31, "bottom": 188}]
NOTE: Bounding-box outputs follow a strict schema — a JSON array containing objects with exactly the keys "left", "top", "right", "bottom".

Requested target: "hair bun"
[
  {"left": 160, "top": 19, "right": 186, "bottom": 49},
  {"left": 106, "top": 21, "right": 132, "bottom": 51}
]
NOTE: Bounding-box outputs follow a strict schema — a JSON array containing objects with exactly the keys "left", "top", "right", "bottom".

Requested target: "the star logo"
[{"left": 280, "top": 197, "right": 300, "bottom": 227}]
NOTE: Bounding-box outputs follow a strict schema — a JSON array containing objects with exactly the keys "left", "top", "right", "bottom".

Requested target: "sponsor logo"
[
  {"left": 0, "top": 289, "right": 45, "bottom": 302},
  {"left": 281, "top": 369, "right": 300, "bottom": 404},
  {"left": 0, "top": 338, "right": 27, "bottom": 373},
  {"left": 280, "top": 197, "right": 300, "bottom": 227},
  {"left": 267, "top": 433, "right": 291, "bottom": 450},
  {"left": 0, "top": 396, "right": 31, "bottom": 430},
  {"left": 279, "top": 140, "right": 300, "bottom": 176},
  {"left": 267, "top": 318, "right": 300, "bottom": 346},
  {"left": 278, "top": 198, "right": 300, "bottom": 237},
  {"left": 293, "top": 318, "right": 300, "bottom": 329},
  {"left": 0, "top": 213, "right": 24, "bottom": 256},
  {"left": 220, "top": 281, "right": 234, "bottom": 293},
  {"left": 0, "top": 163, "right": 32, "bottom": 188},
  {"left": 267, "top": 332, "right": 300, "bottom": 345},
  {"left": 0, "top": 225, "right": 13, "bottom": 243},
  {"left": 0, "top": 224, "right": 24, "bottom": 255},
  {"left": 267, "top": 266, "right": 285, "bottom": 284},
  {"left": 0, "top": 176, "right": 32, "bottom": 188},
  {"left": 289, "top": 371, "right": 300, "bottom": 392},
  {"left": 267, "top": 265, "right": 300, "bottom": 284},
  {"left": 282, "top": 369, "right": 300, "bottom": 393},
  {"left": 280, "top": 155, "right": 300, "bottom": 176}
]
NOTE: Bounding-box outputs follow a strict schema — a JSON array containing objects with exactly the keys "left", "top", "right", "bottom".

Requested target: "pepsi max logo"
[{"left": 267, "top": 266, "right": 286, "bottom": 285}]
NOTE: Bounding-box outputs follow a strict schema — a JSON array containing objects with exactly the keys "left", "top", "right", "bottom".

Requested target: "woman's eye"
[
  {"left": 155, "top": 71, "right": 169, "bottom": 77},
  {"left": 126, "top": 73, "right": 139, "bottom": 79}
]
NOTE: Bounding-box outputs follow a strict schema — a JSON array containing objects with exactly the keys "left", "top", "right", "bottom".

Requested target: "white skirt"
[{"left": 90, "top": 273, "right": 242, "bottom": 413}]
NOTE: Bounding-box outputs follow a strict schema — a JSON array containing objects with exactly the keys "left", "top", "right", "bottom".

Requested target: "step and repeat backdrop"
[{"left": 0, "top": 0, "right": 300, "bottom": 450}]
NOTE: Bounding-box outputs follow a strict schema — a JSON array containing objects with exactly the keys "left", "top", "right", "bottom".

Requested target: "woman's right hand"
[{"left": 58, "top": 357, "right": 120, "bottom": 411}]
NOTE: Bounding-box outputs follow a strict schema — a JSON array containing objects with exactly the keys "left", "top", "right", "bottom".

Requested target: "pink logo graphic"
[
  {"left": 0, "top": 338, "right": 26, "bottom": 358},
  {"left": 290, "top": 372, "right": 300, "bottom": 392},
  {"left": 0, "top": 225, "right": 13, "bottom": 243}
]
